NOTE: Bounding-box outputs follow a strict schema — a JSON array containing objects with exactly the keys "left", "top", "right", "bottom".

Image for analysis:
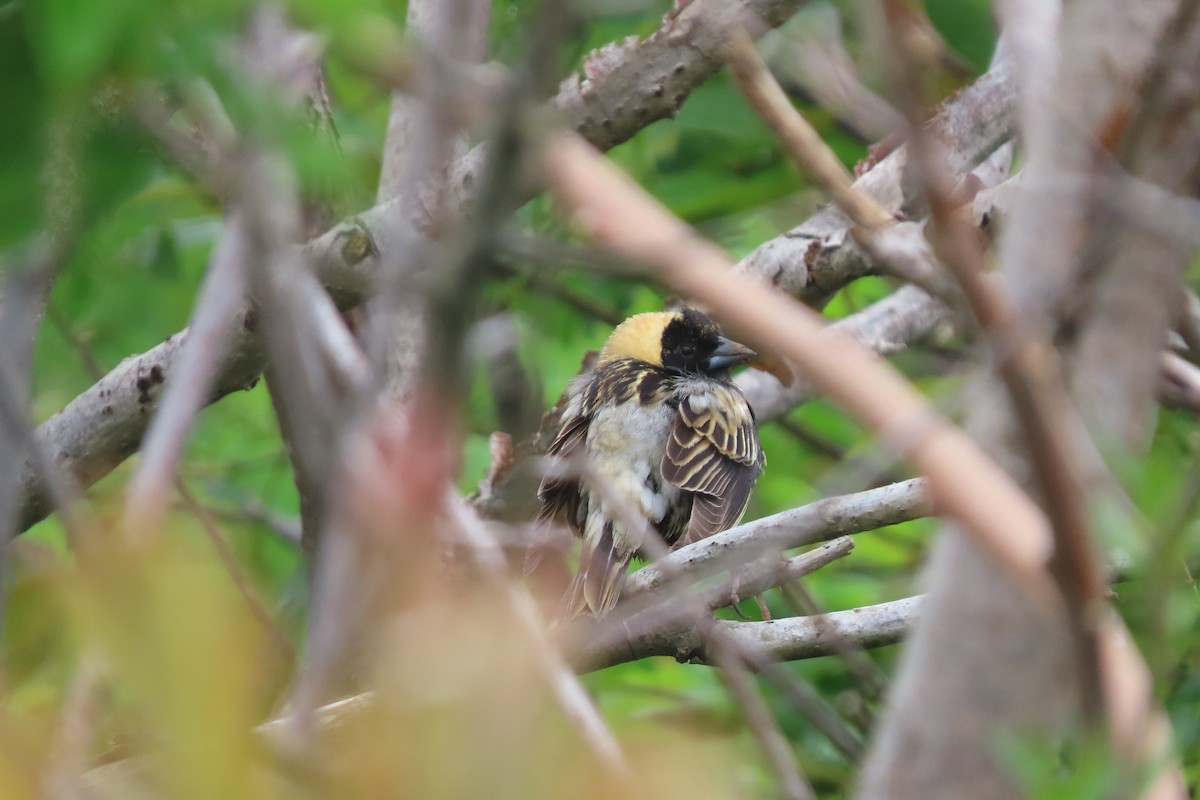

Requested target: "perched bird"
[{"left": 538, "top": 307, "right": 764, "bottom": 617}]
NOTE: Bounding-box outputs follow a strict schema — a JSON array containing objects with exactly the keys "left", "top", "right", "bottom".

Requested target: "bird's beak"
[{"left": 706, "top": 336, "right": 757, "bottom": 372}]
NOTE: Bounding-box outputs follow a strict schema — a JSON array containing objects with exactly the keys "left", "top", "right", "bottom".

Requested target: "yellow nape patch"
[{"left": 599, "top": 311, "right": 676, "bottom": 367}]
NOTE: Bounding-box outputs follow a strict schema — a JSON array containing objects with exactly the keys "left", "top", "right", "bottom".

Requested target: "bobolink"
[{"left": 539, "top": 307, "right": 764, "bottom": 617}]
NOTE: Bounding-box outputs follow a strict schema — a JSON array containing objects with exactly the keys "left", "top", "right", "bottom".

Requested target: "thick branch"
[
  {"left": 625, "top": 478, "right": 928, "bottom": 597},
  {"left": 441, "top": 0, "right": 815, "bottom": 219},
  {"left": 571, "top": 596, "right": 920, "bottom": 672},
  {"left": 19, "top": 324, "right": 263, "bottom": 533}
]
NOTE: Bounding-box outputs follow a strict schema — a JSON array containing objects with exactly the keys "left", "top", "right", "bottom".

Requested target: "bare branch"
[
  {"left": 734, "top": 63, "right": 1015, "bottom": 306},
  {"left": 761, "top": 7, "right": 902, "bottom": 142},
  {"left": 730, "top": 137, "right": 1014, "bottom": 425},
  {"left": 367, "top": 0, "right": 492, "bottom": 403},
  {"left": 707, "top": 634, "right": 817, "bottom": 800},
  {"left": 725, "top": 29, "right": 962, "bottom": 304},
  {"left": 570, "top": 537, "right": 856, "bottom": 673},
  {"left": 377, "top": 0, "right": 490, "bottom": 209},
  {"left": 446, "top": 498, "right": 629, "bottom": 776},
  {"left": 571, "top": 596, "right": 920, "bottom": 672},
  {"left": 122, "top": 213, "right": 250, "bottom": 538},
  {"left": 624, "top": 478, "right": 928, "bottom": 598}
]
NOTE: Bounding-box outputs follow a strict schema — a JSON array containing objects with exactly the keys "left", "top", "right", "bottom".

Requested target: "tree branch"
[
  {"left": 571, "top": 596, "right": 920, "bottom": 672},
  {"left": 733, "top": 62, "right": 1015, "bottom": 306},
  {"left": 122, "top": 212, "right": 250, "bottom": 538},
  {"left": 623, "top": 478, "right": 928, "bottom": 598}
]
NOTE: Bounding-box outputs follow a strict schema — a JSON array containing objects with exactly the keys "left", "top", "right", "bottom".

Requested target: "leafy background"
[{"left": 5, "top": 0, "right": 1198, "bottom": 796}]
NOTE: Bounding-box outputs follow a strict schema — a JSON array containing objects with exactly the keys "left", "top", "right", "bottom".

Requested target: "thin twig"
[
  {"left": 41, "top": 658, "right": 103, "bottom": 800},
  {"left": 779, "top": 580, "right": 886, "bottom": 704},
  {"left": 205, "top": 498, "right": 303, "bottom": 547},
  {"left": 725, "top": 30, "right": 959, "bottom": 305},
  {"left": 48, "top": 277, "right": 296, "bottom": 664},
  {"left": 45, "top": 303, "right": 105, "bottom": 379},
  {"left": 726, "top": 31, "right": 892, "bottom": 233},
  {"left": 755, "top": 658, "right": 865, "bottom": 762},
  {"left": 494, "top": 263, "right": 624, "bottom": 326},
  {"left": 707, "top": 634, "right": 816, "bottom": 800},
  {"left": 446, "top": 497, "right": 629, "bottom": 776},
  {"left": 772, "top": 417, "right": 847, "bottom": 462},
  {"left": 174, "top": 481, "right": 297, "bottom": 663},
  {"left": 122, "top": 212, "right": 250, "bottom": 541},
  {"left": 762, "top": 5, "right": 902, "bottom": 143}
]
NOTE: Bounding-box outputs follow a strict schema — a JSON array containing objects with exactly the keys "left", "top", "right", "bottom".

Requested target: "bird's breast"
[{"left": 584, "top": 399, "right": 684, "bottom": 552}]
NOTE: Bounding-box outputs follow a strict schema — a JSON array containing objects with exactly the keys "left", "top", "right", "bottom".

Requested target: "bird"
[{"left": 537, "top": 307, "right": 764, "bottom": 618}]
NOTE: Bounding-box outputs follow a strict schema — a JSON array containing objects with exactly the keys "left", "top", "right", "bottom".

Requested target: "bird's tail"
[{"left": 557, "top": 521, "right": 629, "bottom": 620}]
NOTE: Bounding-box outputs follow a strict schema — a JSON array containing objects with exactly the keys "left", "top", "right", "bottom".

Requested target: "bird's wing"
[
  {"left": 536, "top": 402, "right": 590, "bottom": 531},
  {"left": 660, "top": 383, "right": 763, "bottom": 545},
  {"left": 528, "top": 390, "right": 593, "bottom": 578}
]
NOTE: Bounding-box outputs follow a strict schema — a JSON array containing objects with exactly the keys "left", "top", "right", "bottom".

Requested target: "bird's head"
[{"left": 599, "top": 307, "right": 756, "bottom": 379}]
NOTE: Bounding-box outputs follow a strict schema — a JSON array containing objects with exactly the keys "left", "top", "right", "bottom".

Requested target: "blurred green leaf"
[{"left": 0, "top": 9, "right": 46, "bottom": 249}]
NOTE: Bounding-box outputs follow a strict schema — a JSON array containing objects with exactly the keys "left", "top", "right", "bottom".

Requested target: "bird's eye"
[{"left": 679, "top": 343, "right": 696, "bottom": 357}]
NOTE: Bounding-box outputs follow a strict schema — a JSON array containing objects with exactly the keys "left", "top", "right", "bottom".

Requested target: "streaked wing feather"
[
  {"left": 536, "top": 410, "right": 590, "bottom": 529},
  {"left": 531, "top": 402, "right": 592, "bottom": 576},
  {"left": 661, "top": 384, "right": 762, "bottom": 545},
  {"left": 680, "top": 478, "right": 754, "bottom": 545}
]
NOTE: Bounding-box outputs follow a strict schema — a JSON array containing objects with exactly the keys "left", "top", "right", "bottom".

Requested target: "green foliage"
[
  {"left": 999, "top": 731, "right": 1125, "bottom": 800},
  {"left": 0, "top": 8, "right": 48, "bottom": 249},
  {"left": 924, "top": 0, "right": 996, "bottom": 73}
]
